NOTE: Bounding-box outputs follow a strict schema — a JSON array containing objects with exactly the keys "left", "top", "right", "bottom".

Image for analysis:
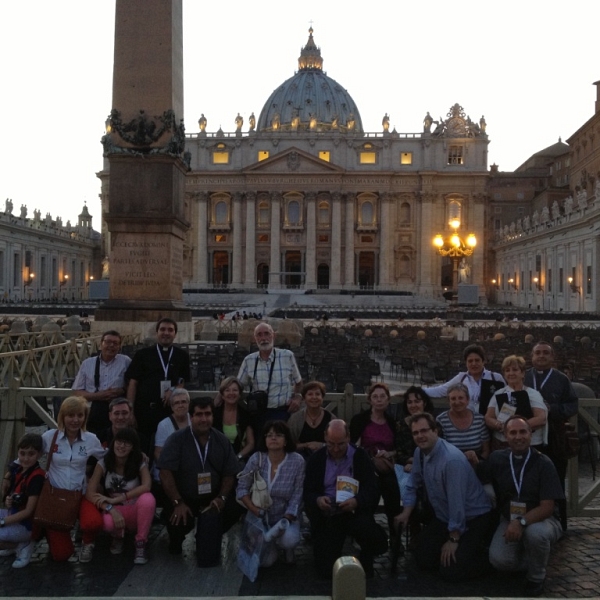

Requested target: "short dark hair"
[
  {"left": 189, "top": 396, "right": 214, "bottom": 416},
  {"left": 402, "top": 386, "right": 435, "bottom": 415},
  {"left": 17, "top": 433, "right": 43, "bottom": 453},
  {"left": 258, "top": 420, "right": 296, "bottom": 453},
  {"left": 533, "top": 340, "right": 554, "bottom": 353},
  {"left": 463, "top": 344, "right": 485, "bottom": 362},
  {"left": 156, "top": 317, "right": 178, "bottom": 333},
  {"left": 109, "top": 397, "right": 132, "bottom": 412},
  {"left": 101, "top": 330, "right": 122, "bottom": 343},
  {"left": 301, "top": 380, "right": 326, "bottom": 398},
  {"left": 408, "top": 411, "right": 437, "bottom": 431}
]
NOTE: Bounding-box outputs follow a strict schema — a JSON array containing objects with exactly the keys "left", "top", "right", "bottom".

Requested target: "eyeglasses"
[
  {"left": 114, "top": 440, "right": 133, "bottom": 448},
  {"left": 326, "top": 441, "right": 348, "bottom": 448},
  {"left": 265, "top": 433, "right": 285, "bottom": 439},
  {"left": 411, "top": 427, "right": 432, "bottom": 437}
]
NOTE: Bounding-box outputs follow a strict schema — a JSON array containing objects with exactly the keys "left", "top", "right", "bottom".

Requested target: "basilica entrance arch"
[
  {"left": 284, "top": 251, "right": 302, "bottom": 288},
  {"left": 212, "top": 251, "right": 229, "bottom": 286},
  {"left": 358, "top": 252, "right": 376, "bottom": 288},
  {"left": 317, "top": 263, "right": 330, "bottom": 288},
  {"left": 257, "top": 263, "right": 269, "bottom": 286}
]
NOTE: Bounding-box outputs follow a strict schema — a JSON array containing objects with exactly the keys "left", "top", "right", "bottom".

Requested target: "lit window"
[
  {"left": 258, "top": 234, "right": 269, "bottom": 243},
  {"left": 214, "top": 234, "right": 227, "bottom": 243},
  {"left": 400, "top": 152, "right": 412, "bottom": 165},
  {"left": 447, "top": 145, "right": 463, "bottom": 165},
  {"left": 318, "top": 234, "right": 329, "bottom": 243},
  {"left": 360, "top": 152, "right": 376, "bottom": 164},
  {"left": 213, "top": 151, "right": 229, "bottom": 164},
  {"left": 258, "top": 151, "right": 269, "bottom": 161},
  {"left": 319, "top": 151, "right": 330, "bottom": 162}
]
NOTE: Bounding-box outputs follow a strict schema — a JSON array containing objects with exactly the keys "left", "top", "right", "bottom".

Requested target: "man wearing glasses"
[
  {"left": 72, "top": 330, "right": 131, "bottom": 434},
  {"left": 303, "top": 419, "right": 387, "bottom": 579},
  {"left": 395, "top": 412, "right": 493, "bottom": 581}
]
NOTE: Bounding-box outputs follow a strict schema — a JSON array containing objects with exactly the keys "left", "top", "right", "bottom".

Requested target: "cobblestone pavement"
[{"left": 1, "top": 507, "right": 599, "bottom": 598}]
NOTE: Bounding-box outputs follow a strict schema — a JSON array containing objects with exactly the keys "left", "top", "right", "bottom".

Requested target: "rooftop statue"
[
  {"left": 198, "top": 113, "right": 207, "bottom": 132},
  {"left": 423, "top": 111, "right": 433, "bottom": 133},
  {"left": 249, "top": 112, "right": 256, "bottom": 131}
]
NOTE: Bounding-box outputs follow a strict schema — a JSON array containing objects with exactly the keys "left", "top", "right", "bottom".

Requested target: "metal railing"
[{"left": 1, "top": 382, "right": 598, "bottom": 517}]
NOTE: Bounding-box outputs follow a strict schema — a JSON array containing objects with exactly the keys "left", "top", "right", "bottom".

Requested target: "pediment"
[{"left": 244, "top": 147, "right": 344, "bottom": 174}]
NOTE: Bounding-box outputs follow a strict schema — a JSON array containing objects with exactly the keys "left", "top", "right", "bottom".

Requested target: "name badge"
[
  {"left": 498, "top": 403, "right": 516, "bottom": 422},
  {"left": 198, "top": 472, "right": 212, "bottom": 495},
  {"left": 160, "top": 380, "right": 171, "bottom": 399},
  {"left": 509, "top": 501, "right": 527, "bottom": 520}
]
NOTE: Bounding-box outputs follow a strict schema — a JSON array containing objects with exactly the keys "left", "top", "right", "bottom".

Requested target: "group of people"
[{"left": 0, "top": 320, "right": 578, "bottom": 595}]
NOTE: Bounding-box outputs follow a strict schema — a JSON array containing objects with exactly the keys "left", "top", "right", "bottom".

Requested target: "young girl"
[
  {"left": 0, "top": 433, "right": 45, "bottom": 568},
  {"left": 86, "top": 427, "right": 155, "bottom": 564}
]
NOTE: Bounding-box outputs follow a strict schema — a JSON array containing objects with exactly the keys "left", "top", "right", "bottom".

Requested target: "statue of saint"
[
  {"left": 564, "top": 195, "right": 573, "bottom": 215},
  {"left": 458, "top": 259, "right": 470, "bottom": 284},
  {"left": 551, "top": 200, "right": 560, "bottom": 220},
  {"left": 382, "top": 113, "right": 390, "bottom": 132},
  {"left": 249, "top": 112, "right": 256, "bottom": 131},
  {"left": 479, "top": 115, "right": 487, "bottom": 133},
  {"left": 4, "top": 198, "right": 13, "bottom": 214},
  {"left": 20, "top": 205, "right": 27, "bottom": 219},
  {"left": 198, "top": 114, "right": 207, "bottom": 132},
  {"left": 423, "top": 112, "right": 433, "bottom": 133},
  {"left": 235, "top": 113, "right": 243, "bottom": 132},
  {"left": 540, "top": 205, "right": 549, "bottom": 223}
]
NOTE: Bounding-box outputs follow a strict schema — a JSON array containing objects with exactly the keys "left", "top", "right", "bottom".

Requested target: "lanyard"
[
  {"left": 532, "top": 368, "right": 552, "bottom": 391},
  {"left": 191, "top": 429, "right": 209, "bottom": 471},
  {"left": 156, "top": 345, "right": 174, "bottom": 380},
  {"left": 509, "top": 448, "right": 531, "bottom": 500}
]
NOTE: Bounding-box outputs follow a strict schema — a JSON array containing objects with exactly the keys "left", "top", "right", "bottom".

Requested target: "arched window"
[
  {"left": 288, "top": 200, "right": 300, "bottom": 225},
  {"left": 258, "top": 201, "right": 269, "bottom": 225},
  {"left": 215, "top": 201, "right": 227, "bottom": 224},
  {"left": 447, "top": 199, "right": 462, "bottom": 228},
  {"left": 318, "top": 201, "right": 330, "bottom": 225},
  {"left": 361, "top": 201, "right": 373, "bottom": 225},
  {"left": 400, "top": 254, "right": 411, "bottom": 276},
  {"left": 399, "top": 202, "right": 411, "bottom": 224}
]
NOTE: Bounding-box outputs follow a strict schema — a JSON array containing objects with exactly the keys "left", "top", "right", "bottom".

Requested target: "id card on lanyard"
[
  {"left": 509, "top": 449, "right": 531, "bottom": 520},
  {"left": 157, "top": 345, "right": 174, "bottom": 399},
  {"left": 192, "top": 430, "right": 212, "bottom": 495}
]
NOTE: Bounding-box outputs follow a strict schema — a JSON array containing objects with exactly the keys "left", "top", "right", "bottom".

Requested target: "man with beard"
[
  {"left": 126, "top": 318, "right": 190, "bottom": 453},
  {"left": 479, "top": 416, "right": 563, "bottom": 597},
  {"left": 237, "top": 323, "right": 302, "bottom": 432},
  {"left": 523, "top": 341, "right": 578, "bottom": 530}
]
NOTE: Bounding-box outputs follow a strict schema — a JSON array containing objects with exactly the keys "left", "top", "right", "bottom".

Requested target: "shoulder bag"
[{"left": 33, "top": 430, "right": 83, "bottom": 531}]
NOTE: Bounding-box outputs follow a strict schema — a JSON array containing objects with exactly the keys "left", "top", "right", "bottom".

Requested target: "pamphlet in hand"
[{"left": 336, "top": 476, "right": 359, "bottom": 503}]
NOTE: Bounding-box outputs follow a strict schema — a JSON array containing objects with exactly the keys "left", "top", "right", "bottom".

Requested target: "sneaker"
[
  {"left": 79, "top": 543, "right": 94, "bottom": 563},
  {"left": 110, "top": 536, "right": 124, "bottom": 555},
  {"left": 133, "top": 540, "right": 148, "bottom": 565},
  {"left": 0, "top": 548, "right": 17, "bottom": 557},
  {"left": 12, "top": 541, "right": 34, "bottom": 569}
]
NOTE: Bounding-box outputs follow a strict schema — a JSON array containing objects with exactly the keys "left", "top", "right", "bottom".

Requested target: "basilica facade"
[{"left": 99, "top": 28, "right": 491, "bottom": 301}]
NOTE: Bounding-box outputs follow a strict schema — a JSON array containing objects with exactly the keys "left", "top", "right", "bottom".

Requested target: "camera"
[{"left": 11, "top": 493, "right": 25, "bottom": 505}]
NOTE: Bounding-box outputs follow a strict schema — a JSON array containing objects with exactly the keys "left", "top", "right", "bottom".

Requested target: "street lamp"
[
  {"left": 433, "top": 223, "right": 476, "bottom": 289},
  {"left": 24, "top": 271, "right": 35, "bottom": 302},
  {"left": 60, "top": 274, "right": 69, "bottom": 287},
  {"left": 567, "top": 276, "right": 580, "bottom": 294},
  {"left": 508, "top": 278, "right": 517, "bottom": 290},
  {"left": 533, "top": 277, "right": 543, "bottom": 291}
]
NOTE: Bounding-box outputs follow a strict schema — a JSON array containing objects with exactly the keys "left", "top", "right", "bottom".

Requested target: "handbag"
[
  {"left": 251, "top": 453, "right": 272, "bottom": 510},
  {"left": 33, "top": 430, "right": 82, "bottom": 531}
]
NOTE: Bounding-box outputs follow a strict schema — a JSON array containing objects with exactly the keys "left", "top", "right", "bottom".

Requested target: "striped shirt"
[
  {"left": 238, "top": 349, "right": 302, "bottom": 409},
  {"left": 72, "top": 353, "right": 131, "bottom": 407},
  {"left": 436, "top": 410, "right": 490, "bottom": 454}
]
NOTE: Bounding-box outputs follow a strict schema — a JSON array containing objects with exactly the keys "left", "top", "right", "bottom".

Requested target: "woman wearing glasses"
[
  {"left": 85, "top": 427, "right": 155, "bottom": 565},
  {"left": 237, "top": 421, "right": 305, "bottom": 566}
]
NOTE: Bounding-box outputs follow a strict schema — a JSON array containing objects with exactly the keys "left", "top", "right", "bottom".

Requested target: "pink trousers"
[{"left": 102, "top": 492, "right": 156, "bottom": 542}]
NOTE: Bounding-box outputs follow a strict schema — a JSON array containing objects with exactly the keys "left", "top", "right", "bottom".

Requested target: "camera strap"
[{"left": 251, "top": 349, "right": 276, "bottom": 394}]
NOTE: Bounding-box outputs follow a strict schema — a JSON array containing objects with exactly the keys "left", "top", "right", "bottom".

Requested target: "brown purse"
[{"left": 33, "top": 430, "right": 82, "bottom": 531}]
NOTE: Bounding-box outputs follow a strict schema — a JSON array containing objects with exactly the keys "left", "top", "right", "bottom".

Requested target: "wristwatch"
[
  {"left": 448, "top": 535, "right": 460, "bottom": 543},
  {"left": 104, "top": 504, "right": 113, "bottom": 513},
  {"left": 173, "top": 498, "right": 183, "bottom": 507},
  {"left": 219, "top": 495, "right": 227, "bottom": 503},
  {"left": 519, "top": 517, "right": 528, "bottom": 527}
]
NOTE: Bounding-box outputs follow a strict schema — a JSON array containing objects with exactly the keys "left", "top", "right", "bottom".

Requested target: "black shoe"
[{"left": 524, "top": 579, "right": 545, "bottom": 597}]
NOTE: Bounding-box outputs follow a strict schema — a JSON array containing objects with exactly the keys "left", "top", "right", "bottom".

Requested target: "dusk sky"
[{"left": 1, "top": 0, "right": 598, "bottom": 227}]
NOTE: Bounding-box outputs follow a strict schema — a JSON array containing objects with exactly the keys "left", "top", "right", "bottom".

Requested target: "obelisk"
[{"left": 95, "top": 0, "right": 192, "bottom": 340}]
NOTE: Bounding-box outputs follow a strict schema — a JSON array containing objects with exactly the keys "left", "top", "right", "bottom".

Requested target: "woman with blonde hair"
[{"left": 40, "top": 396, "right": 106, "bottom": 562}]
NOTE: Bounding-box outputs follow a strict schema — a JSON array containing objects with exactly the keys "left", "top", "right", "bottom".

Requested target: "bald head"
[{"left": 325, "top": 419, "right": 350, "bottom": 459}]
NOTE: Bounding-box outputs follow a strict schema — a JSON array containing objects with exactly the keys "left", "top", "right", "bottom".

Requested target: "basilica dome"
[{"left": 257, "top": 28, "right": 363, "bottom": 134}]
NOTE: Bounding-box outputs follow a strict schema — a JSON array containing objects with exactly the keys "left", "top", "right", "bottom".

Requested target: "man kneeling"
[{"left": 479, "top": 416, "right": 563, "bottom": 597}]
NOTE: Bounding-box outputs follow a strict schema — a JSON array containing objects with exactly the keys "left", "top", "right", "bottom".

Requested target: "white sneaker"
[
  {"left": 79, "top": 543, "right": 94, "bottom": 563},
  {"left": 12, "top": 541, "right": 34, "bottom": 569},
  {"left": 0, "top": 548, "right": 17, "bottom": 557},
  {"left": 110, "top": 536, "right": 124, "bottom": 555}
]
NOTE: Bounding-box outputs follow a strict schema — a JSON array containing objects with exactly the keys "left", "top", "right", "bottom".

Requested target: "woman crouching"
[{"left": 86, "top": 427, "right": 155, "bottom": 564}]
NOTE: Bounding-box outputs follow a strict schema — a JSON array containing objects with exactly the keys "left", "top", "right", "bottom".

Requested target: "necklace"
[{"left": 306, "top": 408, "right": 323, "bottom": 427}]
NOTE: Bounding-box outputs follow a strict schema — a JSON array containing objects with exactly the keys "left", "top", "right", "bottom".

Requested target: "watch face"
[{"left": 520, "top": 518, "right": 527, "bottom": 526}]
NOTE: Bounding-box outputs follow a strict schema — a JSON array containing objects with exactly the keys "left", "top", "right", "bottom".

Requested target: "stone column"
[
  {"left": 270, "top": 192, "right": 282, "bottom": 289},
  {"left": 344, "top": 194, "right": 355, "bottom": 288},
  {"left": 96, "top": 0, "right": 191, "bottom": 336},
  {"left": 331, "top": 192, "right": 342, "bottom": 288},
  {"left": 231, "top": 192, "right": 243, "bottom": 286},
  {"left": 471, "top": 193, "right": 486, "bottom": 301},
  {"left": 244, "top": 192, "right": 256, "bottom": 286},
  {"left": 196, "top": 192, "right": 208, "bottom": 285},
  {"left": 379, "top": 192, "right": 391, "bottom": 287},
  {"left": 305, "top": 193, "right": 317, "bottom": 288}
]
